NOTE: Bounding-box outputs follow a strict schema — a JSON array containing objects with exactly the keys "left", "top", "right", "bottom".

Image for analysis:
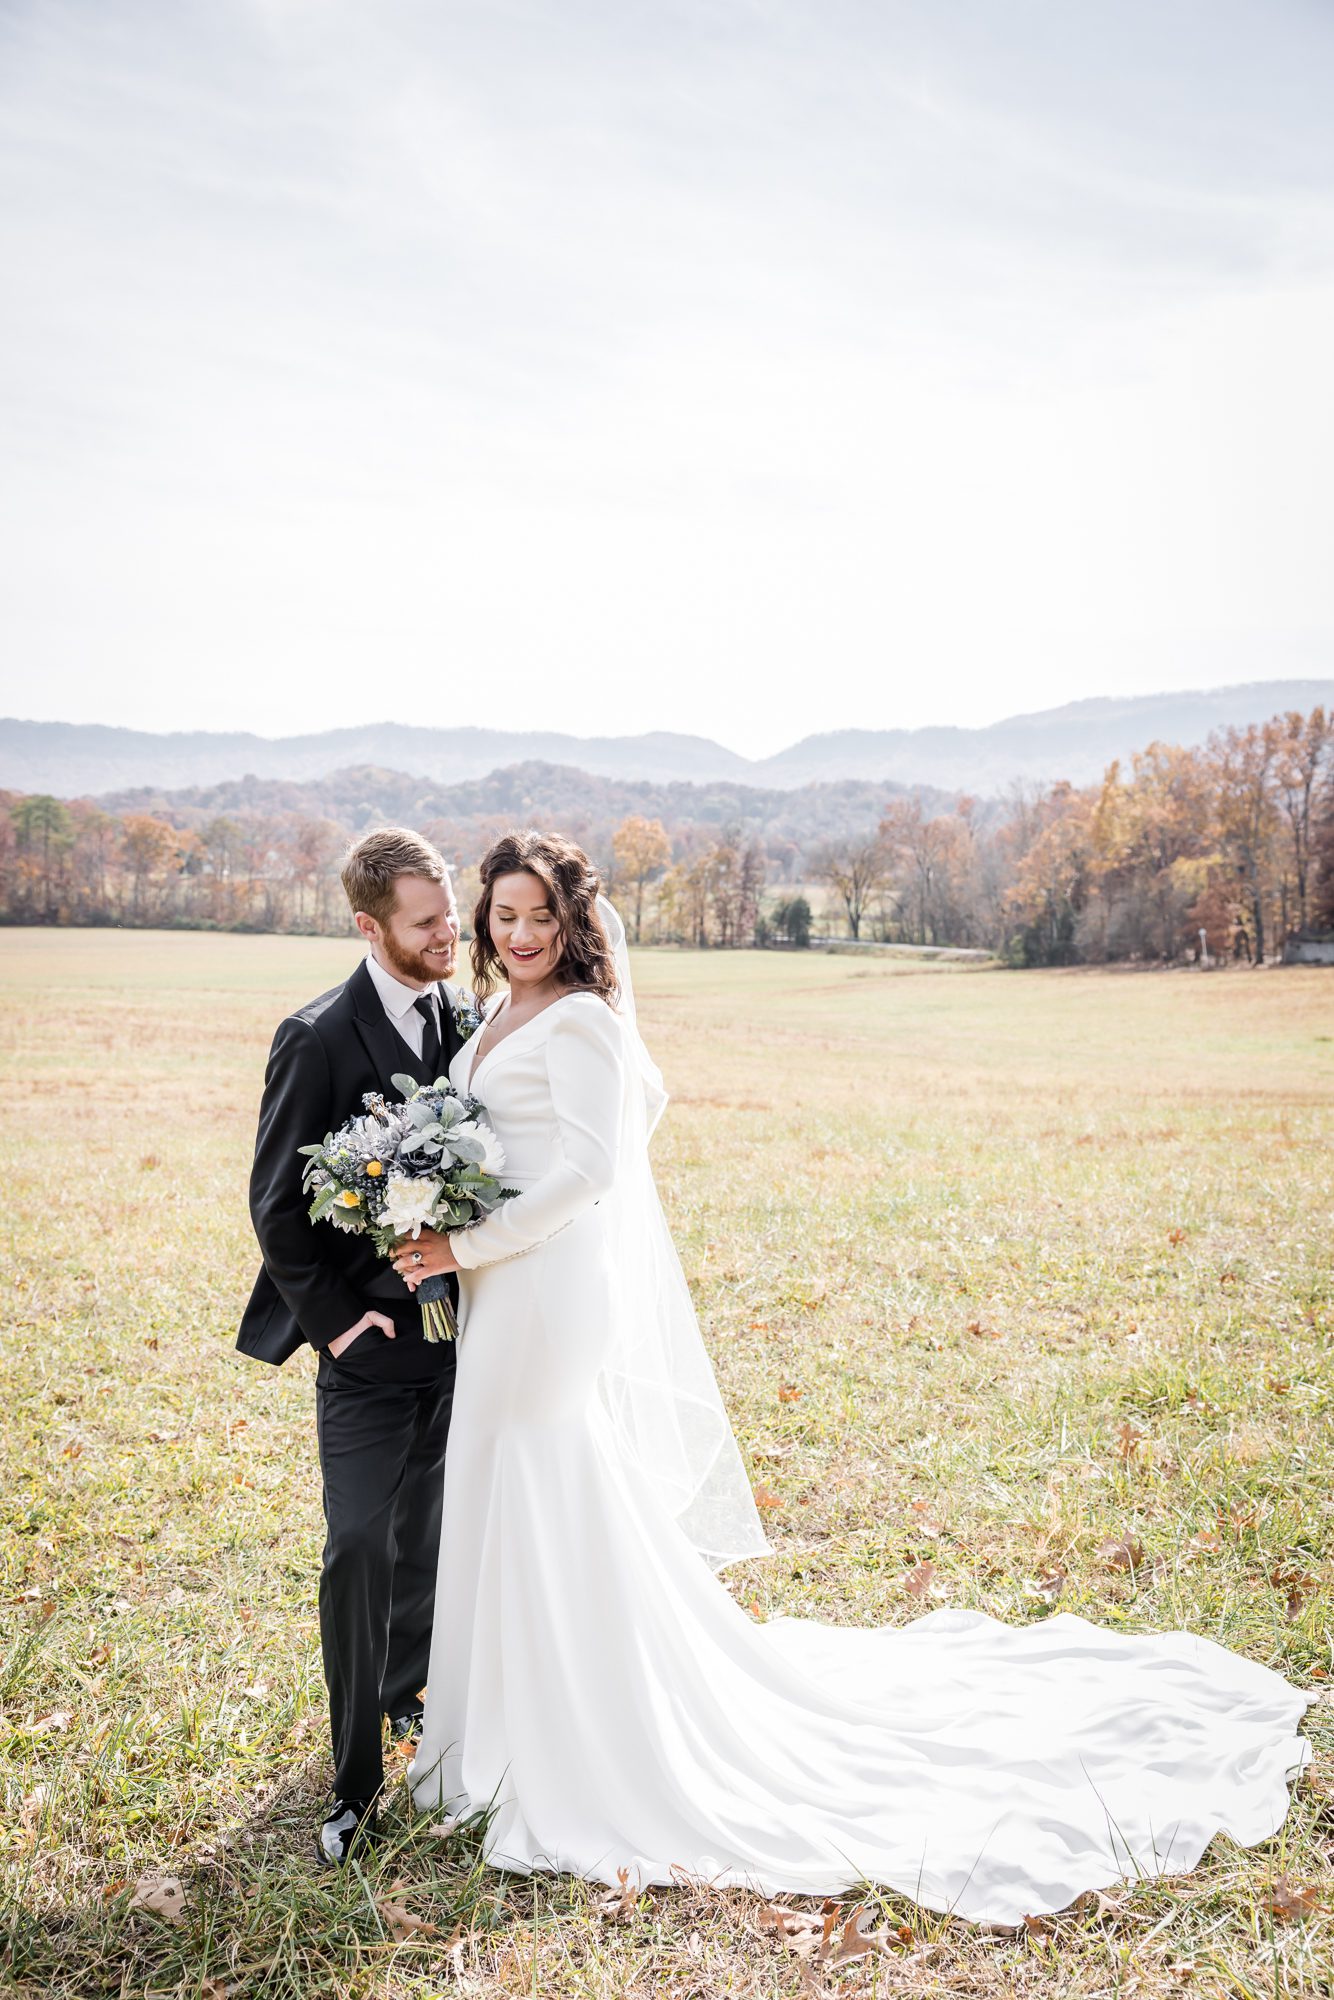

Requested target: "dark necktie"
[{"left": 413, "top": 993, "right": 443, "bottom": 1077}]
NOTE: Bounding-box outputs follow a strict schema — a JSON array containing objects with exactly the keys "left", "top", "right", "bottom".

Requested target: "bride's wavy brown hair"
[{"left": 471, "top": 829, "right": 618, "bottom": 1002}]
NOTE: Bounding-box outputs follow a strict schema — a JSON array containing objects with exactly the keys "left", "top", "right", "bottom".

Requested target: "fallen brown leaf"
[
  {"left": 593, "top": 1866, "right": 642, "bottom": 1922},
  {"left": 1097, "top": 1533, "right": 1144, "bottom": 1572},
  {"left": 1270, "top": 1566, "right": 1317, "bottom": 1620},
  {"left": 820, "top": 1904, "right": 886, "bottom": 1964},
  {"left": 375, "top": 1879, "right": 435, "bottom": 1942},
  {"left": 755, "top": 1902, "right": 824, "bottom": 1957},
  {"left": 904, "top": 1561, "right": 936, "bottom": 1600},
  {"left": 128, "top": 1874, "right": 186, "bottom": 1923},
  {"left": 1268, "top": 1877, "right": 1321, "bottom": 1921},
  {"left": 753, "top": 1484, "right": 783, "bottom": 1513},
  {"left": 1114, "top": 1421, "right": 1144, "bottom": 1461},
  {"left": 778, "top": 1384, "right": 803, "bottom": 1403}
]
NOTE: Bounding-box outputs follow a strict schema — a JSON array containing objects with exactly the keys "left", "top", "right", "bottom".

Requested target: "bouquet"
[{"left": 300, "top": 1072, "right": 516, "bottom": 1340}]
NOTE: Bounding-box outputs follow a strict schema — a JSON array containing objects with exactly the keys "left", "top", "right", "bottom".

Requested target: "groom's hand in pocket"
[{"left": 327, "top": 1310, "right": 397, "bottom": 1359}]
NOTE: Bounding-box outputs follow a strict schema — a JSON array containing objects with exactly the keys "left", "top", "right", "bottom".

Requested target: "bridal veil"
[{"left": 594, "top": 895, "right": 769, "bottom": 1567}]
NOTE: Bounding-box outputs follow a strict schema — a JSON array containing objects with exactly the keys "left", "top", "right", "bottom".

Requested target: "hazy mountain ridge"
[
  {"left": 94, "top": 759, "right": 961, "bottom": 856},
  {"left": 3, "top": 680, "right": 1329, "bottom": 798}
]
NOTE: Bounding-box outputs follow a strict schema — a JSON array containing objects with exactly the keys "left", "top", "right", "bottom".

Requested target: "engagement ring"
[{"left": 412, "top": 1250, "right": 423, "bottom": 1265}]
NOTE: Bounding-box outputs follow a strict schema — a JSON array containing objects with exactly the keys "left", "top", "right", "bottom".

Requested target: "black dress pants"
[{"left": 315, "top": 1334, "right": 455, "bottom": 1803}]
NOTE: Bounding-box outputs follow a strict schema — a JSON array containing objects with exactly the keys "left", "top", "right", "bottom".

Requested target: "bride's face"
[{"left": 489, "top": 870, "right": 564, "bottom": 988}]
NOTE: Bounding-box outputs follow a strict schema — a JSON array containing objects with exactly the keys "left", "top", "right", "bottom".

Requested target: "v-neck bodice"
[{"left": 449, "top": 991, "right": 591, "bottom": 1185}]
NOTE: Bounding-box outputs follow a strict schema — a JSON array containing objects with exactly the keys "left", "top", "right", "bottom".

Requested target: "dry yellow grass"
[{"left": 1, "top": 930, "right": 1331, "bottom": 1998}]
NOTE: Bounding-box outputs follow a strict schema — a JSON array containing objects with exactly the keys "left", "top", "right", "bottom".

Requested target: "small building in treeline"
[{"left": 1283, "top": 929, "right": 1334, "bottom": 965}]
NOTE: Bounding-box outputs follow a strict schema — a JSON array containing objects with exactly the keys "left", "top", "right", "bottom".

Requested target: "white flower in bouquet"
[
  {"left": 380, "top": 1173, "right": 443, "bottom": 1238},
  {"left": 452, "top": 1118, "right": 507, "bottom": 1177}
]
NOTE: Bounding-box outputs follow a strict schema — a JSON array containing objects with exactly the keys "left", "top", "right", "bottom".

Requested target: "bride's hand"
[{"left": 392, "top": 1226, "right": 460, "bottom": 1289}]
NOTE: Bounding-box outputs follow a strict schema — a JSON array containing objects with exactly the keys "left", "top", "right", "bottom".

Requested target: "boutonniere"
[{"left": 451, "top": 990, "right": 483, "bottom": 1043}]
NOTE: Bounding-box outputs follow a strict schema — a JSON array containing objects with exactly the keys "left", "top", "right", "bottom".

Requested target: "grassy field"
[{"left": 1, "top": 929, "right": 1331, "bottom": 2000}]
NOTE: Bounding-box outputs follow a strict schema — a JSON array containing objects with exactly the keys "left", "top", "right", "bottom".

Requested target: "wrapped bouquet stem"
[{"left": 300, "top": 1071, "right": 515, "bottom": 1341}]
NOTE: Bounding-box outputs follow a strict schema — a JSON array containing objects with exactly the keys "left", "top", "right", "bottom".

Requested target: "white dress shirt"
[{"left": 364, "top": 952, "right": 445, "bottom": 1060}]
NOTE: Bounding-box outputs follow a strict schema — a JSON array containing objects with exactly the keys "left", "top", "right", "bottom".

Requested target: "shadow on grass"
[{"left": 0, "top": 1758, "right": 508, "bottom": 2000}]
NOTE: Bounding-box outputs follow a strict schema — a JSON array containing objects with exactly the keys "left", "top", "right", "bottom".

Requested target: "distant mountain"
[
  {"left": 750, "top": 682, "right": 1334, "bottom": 790},
  {"left": 0, "top": 720, "right": 750, "bottom": 796},
  {"left": 3, "top": 679, "right": 1329, "bottom": 800},
  {"left": 94, "top": 759, "right": 959, "bottom": 858}
]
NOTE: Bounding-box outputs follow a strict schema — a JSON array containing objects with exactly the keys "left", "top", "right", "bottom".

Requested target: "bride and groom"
[{"left": 240, "top": 824, "right": 1311, "bottom": 1923}]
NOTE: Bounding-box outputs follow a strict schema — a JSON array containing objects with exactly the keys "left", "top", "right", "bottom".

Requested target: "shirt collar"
[{"left": 364, "top": 951, "right": 441, "bottom": 1023}]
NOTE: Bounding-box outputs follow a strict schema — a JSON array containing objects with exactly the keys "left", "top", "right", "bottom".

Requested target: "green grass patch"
[{"left": 1, "top": 933, "right": 1331, "bottom": 1996}]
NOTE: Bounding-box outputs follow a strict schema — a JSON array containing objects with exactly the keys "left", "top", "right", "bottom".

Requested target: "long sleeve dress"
[{"left": 411, "top": 989, "right": 1312, "bottom": 1925}]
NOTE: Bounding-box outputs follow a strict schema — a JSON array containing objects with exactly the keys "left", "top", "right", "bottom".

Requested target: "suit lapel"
[
  {"left": 347, "top": 960, "right": 466, "bottom": 1095},
  {"left": 348, "top": 959, "right": 428, "bottom": 1091}
]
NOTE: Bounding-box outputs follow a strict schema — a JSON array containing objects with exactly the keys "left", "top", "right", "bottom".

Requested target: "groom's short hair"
[{"left": 341, "top": 827, "right": 449, "bottom": 927}]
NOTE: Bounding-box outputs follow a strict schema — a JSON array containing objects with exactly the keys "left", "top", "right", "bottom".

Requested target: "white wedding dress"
[{"left": 412, "top": 975, "right": 1311, "bottom": 1925}]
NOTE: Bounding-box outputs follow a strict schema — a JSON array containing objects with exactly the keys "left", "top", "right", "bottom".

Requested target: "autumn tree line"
[{"left": 3, "top": 707, "right": 1331, "bottom": 965}]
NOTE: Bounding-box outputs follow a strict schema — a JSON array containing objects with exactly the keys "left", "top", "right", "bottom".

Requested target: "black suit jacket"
[{"left": 238, "top": 959, "right": 462, "bottom": 1366}]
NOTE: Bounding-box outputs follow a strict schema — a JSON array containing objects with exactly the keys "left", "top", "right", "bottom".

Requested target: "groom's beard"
[{"left": 381, "top": 933, "right": 457, "bottom": 986}]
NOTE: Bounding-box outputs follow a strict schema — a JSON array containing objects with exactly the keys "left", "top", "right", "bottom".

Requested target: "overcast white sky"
[{"left": 2, "top": 0, "right": 1333, "bottom": 755}]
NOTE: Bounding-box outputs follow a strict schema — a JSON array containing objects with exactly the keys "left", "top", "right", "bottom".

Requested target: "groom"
[{"left": 239, "top": 826, "right": 462, "bottom": 1864}]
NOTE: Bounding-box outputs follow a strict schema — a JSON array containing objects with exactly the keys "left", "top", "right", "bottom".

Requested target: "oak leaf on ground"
[
  {"left": 819, "top": 1904, "right": 886, "bottom": 1964},
  {"left": 1267, "top": 1877, "right": 1321, "bottom": 1920},
  {"left": 593, "top": 1866, "right": 643, "bottom": 1921},
  {"left": 375, "top": 1880, "right": 435, "bottom": 1942},
  {"left": 1097, "top": 1533, "right": 1144, "bottom": 1571}
]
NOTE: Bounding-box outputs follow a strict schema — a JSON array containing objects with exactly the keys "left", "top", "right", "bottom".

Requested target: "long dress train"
[{"left": 411, "top": 989, "right": 1311, "bottom": 1925}]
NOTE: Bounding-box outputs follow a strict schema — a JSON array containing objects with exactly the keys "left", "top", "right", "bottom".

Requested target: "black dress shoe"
[
  {"left": 388, "top": 1710, "right": 423, "bottom": 1744},
  {"left": 316, "top": 1797, "right": 377, "bottom": 1867}
]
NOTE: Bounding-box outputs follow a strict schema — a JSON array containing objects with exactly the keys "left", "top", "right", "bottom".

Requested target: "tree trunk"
[{"left": 1250, "top": 875, "right": 1266, "bottom": 964}]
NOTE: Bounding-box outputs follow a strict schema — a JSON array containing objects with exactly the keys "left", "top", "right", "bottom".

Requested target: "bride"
[{"left": 393, "top": 828, "right": 1311, "bottom": 1925}]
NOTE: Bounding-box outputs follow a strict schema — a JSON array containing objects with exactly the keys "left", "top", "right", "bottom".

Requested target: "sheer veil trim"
[{"left": 594, "top": 895, "right": 769, "bottom": 1567}]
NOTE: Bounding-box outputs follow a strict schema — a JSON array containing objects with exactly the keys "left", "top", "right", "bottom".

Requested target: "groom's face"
[{"left": 372, "top": 871, "right": 460, "bottom": 987}]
